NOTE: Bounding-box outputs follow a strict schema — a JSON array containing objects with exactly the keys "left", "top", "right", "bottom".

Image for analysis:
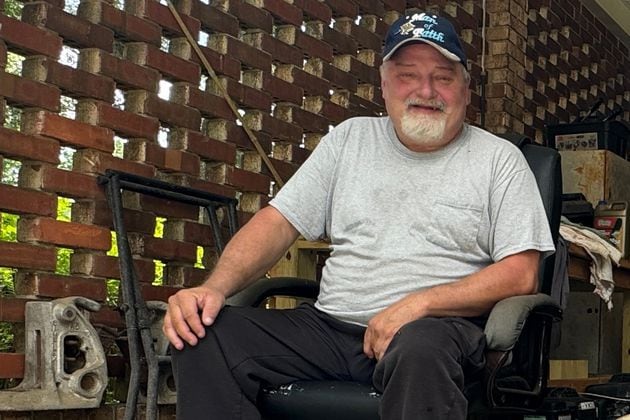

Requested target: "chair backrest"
[{"left": 498, "top": 133, "right": 563, "bottom": 295}]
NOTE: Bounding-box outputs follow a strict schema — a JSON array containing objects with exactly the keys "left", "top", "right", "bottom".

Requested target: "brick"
[
  {"left": 263, "top": 0, "right": 303, "bottom": 25},
  {"left": 259, "top": 156, "right": 298, "bottom": 182},
  {"left": 180, "top": 176, "right": 238, "bottom": 199},
  {"left": 209, "top": 77, "right": 272, "bottom": 112},
  {"left": 166, "top": 264, "right": 209, "bottom": 287},
  {"left": 334, "top": 55, "right": 379, "bottom": 85},
  {"left": 262, "top": 73, "right": 304, "bottom": 104},
  {"left": 30, "top": 56, "right": 98, "bottom": 101},
  {"left": 297, "top": 0, "right": 332, "bottom": 22},
  {"left": 321, "top": 60, "right": 358, "bottom": 91},
  {"left": 18, "top": 217, "right": 111, "bottom": 251},
  {"left": 171, "top": 129, "right": 236, "bottom": 164},
  {"left": 295, "top": 30, "right": 334, "bottom": 62},
  {"left": 0, "top": 72, "right": 60, "bottom": 112},
  {"left": 191, "top": 1, "right": 239, "bottom": 37},
  {"left": 20, "top": 164, "right": 105, "bottom": 200},
  {"left": 21, "top": 111, "right": 114, "bottom": 153},
  {"left": 15, "top": 272, "right": 107, "bottom": 301},
  {"left": 0, "top": 40, "right": 6, "bottom": 70},
  {"left": 206, "top": 119, "right": 273, "bottom": 154},
  {"left": 72, "top": 200, "right": 155, "bottom": 234},
  {"left": 304, "top": 96, "right": 350, "bottom": 124},
  {"left": 0, "top": 14, "right": 62, "bottom": 58},
  {"left": 145, "top": 94, "right": 202, "bottom": 130},
  {"left": 242, "top": 31, "right": 303, "bottom": 66},
  {"left": 71, "top": 252, "right": 155, "bottom": 284},
  {"left": 211, "top": 164, "right": 270, "bottom": 194},
  {"left": 354, "top": 0, "right": 385, "bottom": 16},
  {"left": 22, "top": 3, "right": 114, "bottom": 52},
  {"left": 336, "top": 18, "right": 382, "bottom": 51},
  {"left": 190, "top": 45, "right": 241, "bottom": 80},
  {"left": 243, "top": 111, "right": 303, "bottom": 143},
  {"left": 140, "top": 283, "right": 179, "bottom": 302},
  {"left": 126, "top": 43, "right": 200, "bottom": 84},
  {"left": 80, "top": 49, "right": 159, "bottom": 92},
  {"left": 322, "top": 26, "right": 357, "bottom": 55},
  {"left": 74, "top": 149, "right": 156, "bottom": 178},
  {"left": 0, "top": 241, "right": 56, "bottom": 271},
  {"left": 0, "top": 353, "right": 25, "bottom": 379},
  {"left": 210, "top": 34, "right": 272, "bottom": 71},
  {"left": 145, "top": 0, "right": 201, "bottom": 37},
  {"left": 126, "top": 139, "right": 200, "bottom": 175},
  {"left": 274, "top": 104, "right": 329, "bottom": 134},
  {"left": 128, "top": 233, "right": 197, "bottom": 263},
  {"left": 0, "top": 127, "right": 60, "bottom": 165},
  {"left": 326, "top": 0, "right": 358, "bottom": 18},
  {"left": 229, "top": 0, "right": 273, "bottom": 32},
  {"left": 139, "top": 193, "right": 200, "bottom": 220},
  {"left": 79, "top": 1, "right": 161, "bottom": 46},
  {"left": 273, "top": 142, "right": 311, "bottom": 165},
  {"left": 77, "top": 100, "right": 159, "bottom": 140},
  {"left": 165, "top": 219, "right": 214, "bottom": 246},
  {"left": 0, "top": 184, "right": 56, "bottom": 217},
  {"left": 171, "top": 84, "right": 233, "bottom": 120},
  {"left": 276, "top": 64, "right": 329, "bottom": 96}
]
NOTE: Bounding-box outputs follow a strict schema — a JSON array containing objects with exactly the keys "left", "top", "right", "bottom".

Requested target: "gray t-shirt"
[{"left": 270, "top": 117, "right": 555, "bottom": 326}]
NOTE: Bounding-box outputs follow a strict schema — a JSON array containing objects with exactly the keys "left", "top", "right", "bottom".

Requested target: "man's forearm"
[
  {"left": 405, "top": 249, "right": 540, "bottom": 319},
  {"left": 202, "top": 206, "right": 300, "bottom": 297}
]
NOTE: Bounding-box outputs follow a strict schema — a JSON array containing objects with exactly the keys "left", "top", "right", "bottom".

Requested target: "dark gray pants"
[{"left": 172, "top": 304, "right": 485, "bottom": 420}]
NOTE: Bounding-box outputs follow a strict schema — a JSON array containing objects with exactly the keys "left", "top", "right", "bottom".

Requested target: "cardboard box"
[{"left": 560, "top": 150, "right": 630, "bottom": 207}]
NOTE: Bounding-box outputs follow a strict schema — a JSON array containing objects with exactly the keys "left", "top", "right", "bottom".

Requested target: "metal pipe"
[
  {"left": 99, "top": 170, "right": 241, "bottom": 418},
  {"left": 105, "top": 175, "right": 141, "bottom": 420}
]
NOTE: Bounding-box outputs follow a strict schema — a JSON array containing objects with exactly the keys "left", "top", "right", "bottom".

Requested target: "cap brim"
[{"left": 383, "top": 38, "right": 462, "bottom": 63}]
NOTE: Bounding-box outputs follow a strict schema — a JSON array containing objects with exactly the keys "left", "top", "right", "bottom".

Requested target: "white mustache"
[{"left": 404, "top": 99, "right": 445, "bottom": 112}]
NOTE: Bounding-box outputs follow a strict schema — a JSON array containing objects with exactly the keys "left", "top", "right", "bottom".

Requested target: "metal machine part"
[{"left": 0, "top": 297, "right": 108, "bottom": 410}]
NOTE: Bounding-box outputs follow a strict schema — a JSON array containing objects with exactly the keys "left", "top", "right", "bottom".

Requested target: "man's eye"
[{"left": 436, "top": 75, "right": 454, "bottom": 82}]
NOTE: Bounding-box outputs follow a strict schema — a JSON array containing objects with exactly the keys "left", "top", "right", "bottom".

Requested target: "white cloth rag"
[{"left": 560, "top": 219, "right": 622, "bottom": 309}]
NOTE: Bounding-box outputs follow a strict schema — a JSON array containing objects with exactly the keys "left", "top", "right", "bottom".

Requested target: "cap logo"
[{"left": 398, "top": 13, "right": 445, "bottom": 43}]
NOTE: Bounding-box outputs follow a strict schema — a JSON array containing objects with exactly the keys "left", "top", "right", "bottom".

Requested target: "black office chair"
[{"left": 228, "top": 134, "right": 564, "bottom": 419}]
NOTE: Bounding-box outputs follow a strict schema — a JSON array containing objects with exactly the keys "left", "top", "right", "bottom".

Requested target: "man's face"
[{"left": 380, "top": 43, "right": 471, "bottom": 152}]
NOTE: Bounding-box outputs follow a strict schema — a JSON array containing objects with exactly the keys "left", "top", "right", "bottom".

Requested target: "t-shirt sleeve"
[
  {"left": 489, "top": 153, "right": 556, "bottom": 261},
  {"left": 269, "top": 134, "right": 338, "bottom": 241}
]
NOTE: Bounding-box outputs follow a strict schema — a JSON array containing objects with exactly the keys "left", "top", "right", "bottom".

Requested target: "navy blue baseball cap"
[{"left": 383, "top": 12, "right": 467, "bottom": 68}]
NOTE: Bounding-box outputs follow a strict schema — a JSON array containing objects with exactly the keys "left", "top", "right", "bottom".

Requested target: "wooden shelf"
[{"left": 568, "top": 243, "right": 630, "bottom": 288}]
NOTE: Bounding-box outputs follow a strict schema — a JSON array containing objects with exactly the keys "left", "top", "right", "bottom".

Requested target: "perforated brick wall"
[{"left": 0, "top": 0, "right": 628, "bottom": 416}]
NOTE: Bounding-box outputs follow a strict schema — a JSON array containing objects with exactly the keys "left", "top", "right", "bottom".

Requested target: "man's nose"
[{"left": 413, "top": 78, "right": 437, "bottom": 99}]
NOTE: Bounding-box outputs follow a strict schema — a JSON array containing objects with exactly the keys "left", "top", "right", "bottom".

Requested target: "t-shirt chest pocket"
[{"left": 424, "top": 200, "right": 483, "bottom": 252}]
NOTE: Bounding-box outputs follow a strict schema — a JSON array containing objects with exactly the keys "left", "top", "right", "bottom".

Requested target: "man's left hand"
[{"left": 363, "top": 295, "right": 422, "bottom": 360}]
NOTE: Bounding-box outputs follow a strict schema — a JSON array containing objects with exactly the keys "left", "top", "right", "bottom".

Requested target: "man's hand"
[
  {"left": 163, "top": 285, "right": 226, "bottom": 350},
  {"left": 363, "top": 295, "right": 422, "bottom": 360}
]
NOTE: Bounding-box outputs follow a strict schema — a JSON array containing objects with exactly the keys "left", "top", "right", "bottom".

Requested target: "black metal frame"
[{"left": 98, "top": 170, "right": 238, "bottom": 420}]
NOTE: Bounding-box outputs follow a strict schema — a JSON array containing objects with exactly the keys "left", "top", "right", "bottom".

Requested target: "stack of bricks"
[
  {"left": 0, "top": 0, "right": 627, "bottom": 416},
  {"left": 485, "top": 0, "right": 629, "bottom": 140}
]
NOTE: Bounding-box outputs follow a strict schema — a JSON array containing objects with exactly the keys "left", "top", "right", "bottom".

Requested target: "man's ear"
[{"left": 466, "top": 88, "right": 471, "bottom": 106}]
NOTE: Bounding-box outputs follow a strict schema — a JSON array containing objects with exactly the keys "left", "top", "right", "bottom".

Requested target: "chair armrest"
[
  {"left": 227, "top": 277, "right": 320, "bottom": 307},
  {"left": 484, "top": 293, "right": 562, "bottom": 352}
]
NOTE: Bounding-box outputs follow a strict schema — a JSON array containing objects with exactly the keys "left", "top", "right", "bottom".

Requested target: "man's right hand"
[{"left": 163, "top": 285, "right": 226, "bottom": 350}]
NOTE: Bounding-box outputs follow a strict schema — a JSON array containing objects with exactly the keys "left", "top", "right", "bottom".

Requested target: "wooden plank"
[{"left": 549, "top": 359, "right": 589, "bottom": 379}]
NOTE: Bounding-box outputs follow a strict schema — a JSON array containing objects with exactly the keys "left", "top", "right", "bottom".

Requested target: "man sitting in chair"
[{"left": 163, "top": 11, "right": 555, "bottom": 420}]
